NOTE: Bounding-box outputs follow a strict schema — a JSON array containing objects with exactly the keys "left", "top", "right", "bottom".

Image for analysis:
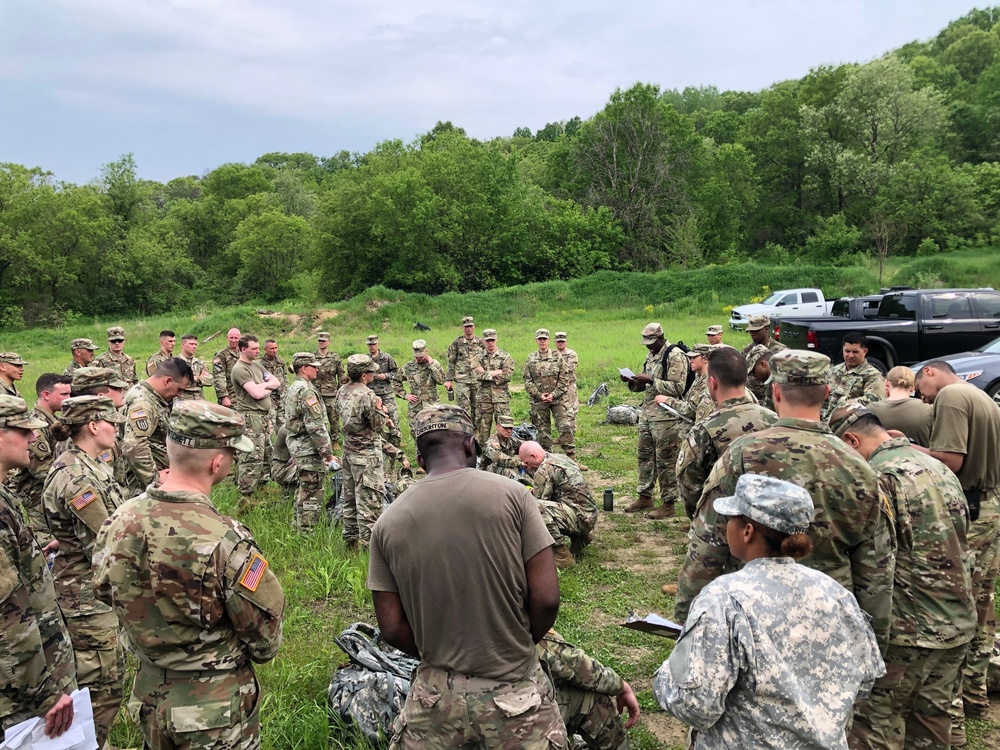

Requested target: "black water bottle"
[{"left": 603, "top": 489, "right": 613, "bottom": 511}]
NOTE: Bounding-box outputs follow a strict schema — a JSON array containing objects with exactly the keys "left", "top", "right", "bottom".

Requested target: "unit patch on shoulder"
[
  {"left": 239, "top": 553, "right": 268, "bottom": 592},
  {"left": 130, "top": 409, "right": 149, "bottom": 432},
  {"left": 71, "top": 488, "right": 99, "bottom": 511}
]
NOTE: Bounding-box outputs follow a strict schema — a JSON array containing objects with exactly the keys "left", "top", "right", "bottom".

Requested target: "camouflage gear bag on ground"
[{"left": 604, "top": 405, "right": 640, "bottom": 425}]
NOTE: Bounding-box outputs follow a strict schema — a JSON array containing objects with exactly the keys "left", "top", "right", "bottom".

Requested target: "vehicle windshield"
[
  {"left": 980, "top": 336, "right": 1000, "bottom": 354},
  {"left": 761, "top": 292, "right": 783, "bottom": 305}
]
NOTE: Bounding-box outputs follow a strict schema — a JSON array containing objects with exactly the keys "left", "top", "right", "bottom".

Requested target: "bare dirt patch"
[
  {"left": 365, "top": 299, "right": 389, "bottom": 313},
  {"left": 641, "top": 712, "right": 687, "bottom": 750}
]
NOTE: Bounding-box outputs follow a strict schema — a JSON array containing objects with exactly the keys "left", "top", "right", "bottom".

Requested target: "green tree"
[{"left": 230, "top": 209, "right": 312, "bottom": 301}]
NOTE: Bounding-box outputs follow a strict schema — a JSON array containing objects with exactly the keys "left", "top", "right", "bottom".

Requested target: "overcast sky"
[{"left": 0, "top": 1, "right": 979, "bottom": 184}]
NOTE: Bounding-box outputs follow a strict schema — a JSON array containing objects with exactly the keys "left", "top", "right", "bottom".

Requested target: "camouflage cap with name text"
[
  {"left": 60, "top": 395, "right": 126, "bottom": 425},
  {"left": 71, "top": 367, "right": 128, "bottom": 390},
  {"left": 412, "top": 403, "right": 475, "bottom": 440},
  {"left": 770, "top": 349, "right": 830, "bottom": 385},
  {"left": 167, "top": 400, "right": 254, "bottom": 453}
]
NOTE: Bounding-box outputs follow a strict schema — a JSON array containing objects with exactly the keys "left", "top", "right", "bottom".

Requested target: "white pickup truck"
[{"left": 728, "top": 288, "right": 834, "bottom": 330}]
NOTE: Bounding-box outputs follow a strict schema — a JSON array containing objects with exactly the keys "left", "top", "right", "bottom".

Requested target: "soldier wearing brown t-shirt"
[
  {"left": 230, "top": 336, "right": 280, "bottom": 503},
  {"left": 868, "top": 366, "right": 932, "bottom": 447}
]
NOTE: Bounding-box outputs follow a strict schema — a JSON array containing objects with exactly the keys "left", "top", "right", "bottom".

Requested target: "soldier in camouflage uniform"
[
  {"left": 742, "top": 315, "right": 786, "bottom": 401},
  {"left": 70, "top": 367, "right": 130, "bottom": 488},
  {"left": 472, "top": 329, "right": 515, "bottom": 445},
  {"left": 41, "top": 396, "right": 127, "bottom": 746},
  {"left": 261, "top": 340, "right": 288, "bottom": 426},
  {"left": 314, "top": 332, "right": 346, "bottom": 451},
  {"left": 212, "top": 328, "right": 242, "bottom": 408},
  {"left": 658, "top": 343, "right": 712, "bottom": 426},
  {"left": 284, "top": 353, "right": 335, "bottom": 533},
  {"left": 144, "top": 330, "right": 176, "bottom": 378},
  {"left": 122, "top": 358, "right": 192, "bottom": 494},
  {"left": 656, "top": 474, "right": 885, "bottom": 749},
  {"left": 366, "top": 335, "right": 402, "bottom": 469},
  {"left": 520, "top": 441, "right": 597, "bottom": 569},
  {"left": 829, "top": 405, "right": 976, "bottom": 750},
  {"left": 673, "top": 350, "right": 895, "bottom": 656},
  {"left": 63, "top": 337, "right": 98, "bottom": 377},
  {"left": 705, "top": 324, "right": 724, "bottom": 346},
  {"left": 744, "top": 344, "right": 772, "bottom": 404},
  {"left": 537, "top": 629, "right": 639, "bottom": 750},
  {"left": 0, "top": 352, "right": 27, "bottom": 398},
  {"left": 621, "top": 323, "right": 688, "bottom": 519},
  {"left": 93, "top": 326, "right": 138, "bottom": 386},
  {"left": 338, "top": 354, "right": 388, "bottom": 549},
  {"left": 94, "top": 400, "right": 284, "bottom": 750},
  {"left": 828, "top": 332, "right": 886, "bottom": 412},
  {"left": 0, "top": 396, "right": 78, "bottom": 740},
  {"left": 270, "top": 425, "right": 297, "bottom": 501},
  {"left": 6, "top": 373, "right": 73, "bottom": 547},
  {"left": 393, "top": 340, "right": 446, "bottom": 441},
  {"left": 524, "top": 329, "right": 576, "bottom": 459},
  {"left": 553, "top": 332, "right": 579, "bottom": 432},
  {"left": 445, "top": 316, "right": 486, "bottom": 423},
  {"left": 231, "top": 336, "right": 280, "bottom": 503},
  {"left": 176, "top": 333, "right": 215, "bottom": 401},
  {"left": 480, "top": 415, "right": 526, "bottom": 480}
]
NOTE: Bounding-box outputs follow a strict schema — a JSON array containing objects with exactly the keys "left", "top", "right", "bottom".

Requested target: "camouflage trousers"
[
  {"left": 951, "top": 491, "right": 1000, "bottom": 730},
  {"left": 342, "top": 450, "right": 386, "bottom": 549},
  {"left": 294, "top": 464, "right": 328, "bottom": 533},
  {"left": 637, "top": 418, "right": 682, "bottom": 505},
  {"left": 133, "top": 663, "right": 260, "bottom": 750},
  {"left": 67, "top": 611, "right": 125, "bottom": 748},
  {"left": 268, "top": 393, "right": 283, "bottom": 429},
  {"left": 555, "top": 684, "right": 629, "bottom": 750},
  {"left": 271, "top": 456, "right": 297, "bottom": 501},
  {"left": 321, "top": 395, "right": 341, "bottom": 449},
  {"left": 380, "top": 396, "right": 403, "bottom": 474},
  {"left": 850, "top": 641, "right": 967, "bottom": 750},
  {"left": 538, "top": 498, "right": 596, "bottom": 551},
  {"left": 390, "top": 662, "right": 568, "bottom": 750},
  {"left": 486, "top": 465, "right": 522, "bottom": 482},
  {"left": 454, "top": 381, "right": 479, "bottom": 424},
  {"left": 235, "top": 411, "right": 273, "bottom": 496},
  {"left": 530, "top": 399, "right": 575, "bottom": 455},
  {"left": 565, "top": 388, "right": 579, "bottom": 433},
  {"left": 475, "top": 398, "right": 511, "bottom": 447}
]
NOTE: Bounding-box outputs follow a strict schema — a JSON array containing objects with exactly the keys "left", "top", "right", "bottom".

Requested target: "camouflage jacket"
[
  {"left": 0, "top": 487, "right": 77, "bottom": 729},
  {"left": 481, "top": 433, "right": 524, "bottom": 474},
  {"left": 523, "top": 350, "right": 568, "bottom": 403},
  {"left": 122, "top": 381, "right": 172, "bottom": 490},
  {"left": 675, "top": 397, "right": 778, "bottom": 519},
  {"left": 656, "top": 557, "right": 884, "bottom": 749},
  {"left": 314, "top": 350, "right": 345, "bottom": 397},
  {"left": 41, "top": 445, "right": 125, "bottom": 618},
  {"left": 666, "top": 373, "right": 707, "bottom": 423},
  {"left": 94, "top": 486, "right": 284, "bottom": 672},
  {"left": 145, "top": 349, "right": 171, "bottom": 378},
  {"left": 869, "top": 438, "right": 976, "bottom": 649},
  {"left": 538, "top": 629, "right": 623, "bottom": 696},
  {"left": 260, "top": 354, "right": 288, "bottom": 396},
  {"left": 177, "top": 353, "right": 214, "bottom": 400},
  {"left": 7, "top": 407, "right": 64, "bottom": 546},
  {"left": 394, "top": 359, "right": 446, "bottom": 413},
  {"left": 532, "top": 453, "right": 597, "bottom": 526},
  {"left": 446, "top": 335, "right": 486, "bottom": 383},
  {"left": 557, "top": 348, "right": 579, "bottom": 406},
  {"left": 212, "top": 347, "right": 240, "bottom": 402},
  {"left": 0, "top": 381, "right": 21, "bottom": 398},
  {"left": 829, "top": 361, "right": 886, "bottom": 409},
  {"left": 628, "top": 345, "right": 688, "bottom": 422},
  {"left": 741, "top": 337, "right": 787, "bottom": 357},
  {"left": 62, "top": 361, "right": 82, "bottom": 378},
  {"left": 93, "top": 350, "right": 138, "bottom": 386},
  {"left": 337, "top": 382, "right": 386, "bottom": 455},
  {"left": 675, "top": 417, "right": 895, "bottom": 652},
  {"left": 473, "top": 349, "right": 515, "bottom": 403},
  {"left": 367, "top": 351, "right": 398, "bottom": 398},
  {"left": 284, "top": 377, "right": 333, "bottom": 465}
]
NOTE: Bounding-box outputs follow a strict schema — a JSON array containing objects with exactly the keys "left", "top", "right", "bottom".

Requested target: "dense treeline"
[{"left": 3, "top": 9, "right": 1000, "bottom": 327}]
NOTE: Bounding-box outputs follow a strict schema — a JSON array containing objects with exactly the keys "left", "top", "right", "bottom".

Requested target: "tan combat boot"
[
  {"left": 552, "top": 545, "right": 576, "bottom": 569},
  {"left": 647, "top": 502, "right": 676, "bottom": 520},
  {"left": 623, "top": 494, "right": 654, "bottom": 513},
  {"left": 661, "top": 583, "right": 678, "bottom": 595}
]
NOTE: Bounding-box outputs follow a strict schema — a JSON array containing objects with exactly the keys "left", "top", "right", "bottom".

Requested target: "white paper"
[
  {"left": 618, "top": 367, "right": 636, "bottom": 379},
  {"left": 0, "top": 689, "right": 98, "bottom": 750}
]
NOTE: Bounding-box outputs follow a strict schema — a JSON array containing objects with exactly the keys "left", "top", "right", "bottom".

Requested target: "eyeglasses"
[{"left": 108, "top": 339, "right": 125, "bottom": 344}]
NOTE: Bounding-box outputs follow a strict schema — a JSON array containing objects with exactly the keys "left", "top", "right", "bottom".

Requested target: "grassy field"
[{"left": 4, "top": 269, "right": 999, "bottom": 749}]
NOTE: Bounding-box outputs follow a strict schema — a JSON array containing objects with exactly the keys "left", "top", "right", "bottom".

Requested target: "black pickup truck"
[
  {"left": 773, "top": 295, "right": 884, "bottom": 342},
  {"left": 777, "top": 288, "right": 1000, "bottom": 370}
]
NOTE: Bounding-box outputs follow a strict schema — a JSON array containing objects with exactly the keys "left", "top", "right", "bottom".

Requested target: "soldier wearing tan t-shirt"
[
  {"left": 867, "top": 366, "right": 933, "bottom": 447},
  {"left": 230, "top": 335, "right": 280, "bottom": 504},
  {"left": 913, "top": 361, "right": 1000, "bottom": 739}
]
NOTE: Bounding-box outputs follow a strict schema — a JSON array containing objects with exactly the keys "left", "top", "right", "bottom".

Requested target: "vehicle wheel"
[
  {"left": 987, "top": 381, "right": 1000, "bottom": 408},
  {"left": 868, "top": 356, "right": 889, "bottom": 376}
]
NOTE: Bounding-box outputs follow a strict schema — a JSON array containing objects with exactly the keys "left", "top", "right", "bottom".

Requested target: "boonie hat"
[
  {"left": 685, "top": 343, "right": 712, "bottom": 358},
  {"left": 482, "top": 329, "right": 498, "bottom": 341},
  {"left": 497, "top": 415, "right": 516, "bottom": 428},
  {"left": 70, "top": 338, "right": 99, "bottom": 351},
  {"left": 462, "top": 316, "right": 475, "bottom": 326},
  {"left": 705, "top": 325, "right": 723, "bottom": 336},
  {"left": 412, "top": 339, "right": 428, "bottom": 354},
  {"left": 554, "top": 332, "right": 567, "bottom": 342},
  {"left": 745, "top": 344, "right": 770, "bottom": 373},
  {"left": 59, "top": 395, "right": 126, "bottom": 425},
  {"left": 412, "top": 403, "right": 475, "bottom": 440},
  {"left": 745, "top": 314, "right": 771, "bottom": 332},
  {"left": 106, "top": 326, "right": 126, "bottom": 339},
  {"left": 347, "top": 353, "right": 379, "bottom": 377},
  {"left": 641, "top": 323, "right": 663, "bottom": 345},
  {"left": 366, "top": 335, "right": 379, "bottom": 346},
  {"left": 0, "top": 396, "right": 46, "bottom": 429},
  {"left": 71, "top": 367, "right": 128, "bottom": 390},
  {"left": 0, "top": 352, "right": 27, "bottom": 366},
  {"left": 535, "top": 328, "right": 550, "bottom": 340},
  {"left": 291, "top": 352, "right": 321, "bottom": 370},
  {"left": 167, "top": 401, "right": 254, "bottom": 453},
  {"left": 770, "top": 350, "right": 830, "bottom": 386},
  {"left": 714, "top": 473, "right": 814, "bottom": 535},
  {"left": 317, "top": 332, "right": 331, "bottom": 342}
]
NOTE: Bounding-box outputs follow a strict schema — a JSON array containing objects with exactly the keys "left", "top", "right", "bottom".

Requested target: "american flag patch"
[
  {"left": 305, "top": 396, "right": 318, "bottom": 407},
  {"left": 239, "top": 553, "right": 268, "bottom": 592},
  {"left": 72, "top": 488, "right": 98, "bottom": 510},
  {"left": 98, "top": 450, "right": 113, "bottom": 464},
  {"left": 130, "top": 410, "right": 147, "bottom": 420}
]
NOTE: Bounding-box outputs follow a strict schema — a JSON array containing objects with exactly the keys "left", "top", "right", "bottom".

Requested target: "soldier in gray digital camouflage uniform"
[
  {"left": 284, "top": 353, "right": 335, "bottom": 533},
  {"left": 445, "top": 316, "right": 486, "bottom": 423},
  {"left": 480, "top": 415, "right": 526, "bottom": 481},
  {"left": 472, "top": 329, "right": 515, "bottom": 446},
  {"left": 93, "top": 326, "right": 138, "bottom": 386},
  {"left": 393, "top": 340, "right": 446, "bottom": 442}
]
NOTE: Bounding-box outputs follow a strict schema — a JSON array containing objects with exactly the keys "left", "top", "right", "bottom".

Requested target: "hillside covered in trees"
[{"left": 3, "top": 8, "right": 1000, "bottom": 327}]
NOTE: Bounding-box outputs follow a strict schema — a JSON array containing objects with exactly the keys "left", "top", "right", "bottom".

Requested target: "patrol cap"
[
  {"left": 685, "top": 343, "right": 712, "bottom": 358},
  {"left": 71, "top": 367, "right": 128, "bottom": 390},
  {"left": 0, "top": 352, "right": 27, "bottom": 366},
  {"left": 705, "top": 325, "right": 723, "bottom": 336},
  {"left": 554, "top": 332, "right": 567, "bottom": 342},
  {"left": 366, "top": 335, "right": 379, "bottom": 346},
  {"left": 745, "top": 314, "right": 771, "bottom": 332},
  {"left": 412, "top": 403, "right": 475, "bottom": 441},
  {"left": 770, "top": 350, "right": 830, "bottom": 386},
  {"left": 462, "top": 316, "right": 474, "bottom": 326},
  {"left": 70, "top": 338, "right": 99, "bottom": 351},
  {"left": 714, "top": 473, "right": 814, "bottom": 535},
  {"left": 167, "top": 400, "right": 254, "bottom": 453},
  {"left": 317, "top": 331, "right": 331, "bottom": 342},
  {"left": 482, "top": 329, "right": 498, "bottom": 340},
  {"left": 828, "top": 403, "right": 875, "bottom": 438},
  {"left": 497, "top": 414, "right": 516, "bottom": 428},
  {"left": 0, "top": 396, "right": 46, "bottom": 429},
  {"left": 745, "top": 344, "right": 770, "bottom": 373},
  {"left": 59, "top": 395, "right": 126, "bottom": 425},
  {"left": 106, "top": 326, "right": 126, "bottom": 339},
  {"left": 535, "top": 328, "right": 550, "bottom": 340},
  {"left": 641, "top": 323, "right": 663, "bottom": 344},
  {"left": 347, "top": 353, "right": 379, "bottom": 378},
  {"left": 412, "top": 339, "right": 428, "bottom": 354},
  {"left": 291, "top": 352, "right": 320, "bottom": 370}
]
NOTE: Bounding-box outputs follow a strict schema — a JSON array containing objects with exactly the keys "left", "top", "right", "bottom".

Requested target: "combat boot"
[
  {"left": 552, "top": 545, "right": 576, "bottom": 569},
  {"left": 623, "top": 494, "right": 654, "bottom": 513},
  {"left": 661, "top": 583, "right": 678, "bottom": 595},
  {"left": 647, "top": 502, "right": 676, "bottom": 520}
]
